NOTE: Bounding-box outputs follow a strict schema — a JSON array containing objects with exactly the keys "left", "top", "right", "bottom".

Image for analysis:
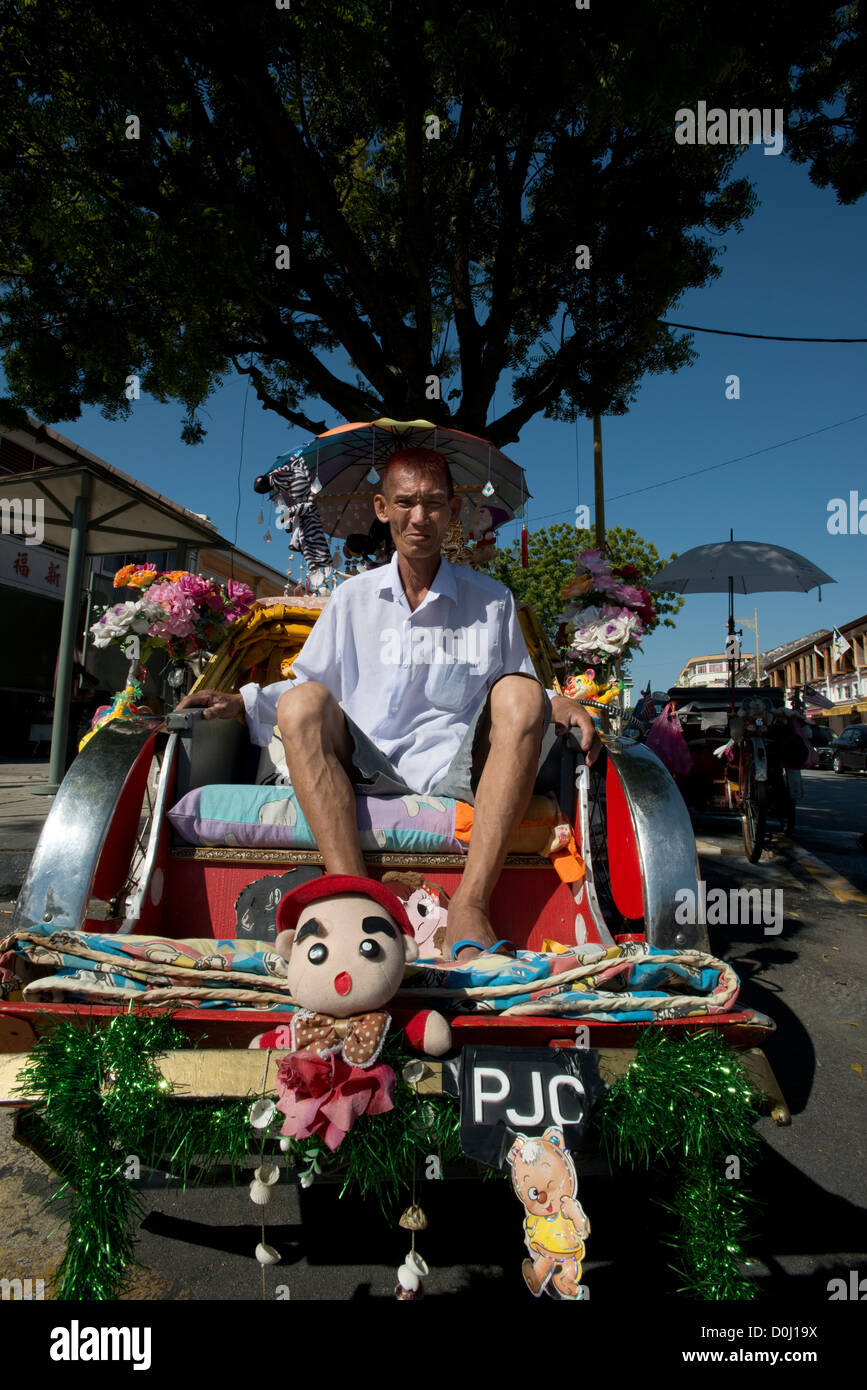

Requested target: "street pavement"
[
  {"left": 0, "top": 758, "right": 865, "bottom": 1303},
  {"left": 790, "top": 768, "right": 867, "bottom": 895}
]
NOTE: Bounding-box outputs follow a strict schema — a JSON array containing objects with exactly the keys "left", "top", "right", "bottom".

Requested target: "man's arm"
[
  {"left": 177, "top": 594, "right": 344, "bottom": 744},
  {"left": 500, "top": 589, "right": 601, "bottom": 765}
]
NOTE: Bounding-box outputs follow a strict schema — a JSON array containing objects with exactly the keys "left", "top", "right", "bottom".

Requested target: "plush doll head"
[
  {"left": 381, "top": 871, "right": 450, "bottom": 955},
  {"left": 466, "top": 501, "right": 509, "bottom": 538},
  {"left": 274, "top": 874, "right": 419, "bottom": 1018}
]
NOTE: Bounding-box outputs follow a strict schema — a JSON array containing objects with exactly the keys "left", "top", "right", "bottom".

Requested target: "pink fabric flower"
[
  {"left": 275, "top": 1051, "right": 395, "bottom": 1151},
  {"left": 178, "top": 573, "right": 216, "bottom": 605},
  {"left": 145, "top": 581, "right": 197, "bottom": 640},
  {"left": 227, "top": 580, "right": 254, "bottom": 618},
  {"left": 577, "top": 548, "right": 607, "bottom": 573},
  {"left": 602, "top": 580, "right": 646, "bottom": 606}
]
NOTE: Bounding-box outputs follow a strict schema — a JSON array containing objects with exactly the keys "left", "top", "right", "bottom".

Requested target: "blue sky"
[{"left": 17, "top": 137, "right": 867, "bottom": 694}]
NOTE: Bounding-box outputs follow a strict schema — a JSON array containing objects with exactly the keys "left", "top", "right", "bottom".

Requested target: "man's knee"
[
  {"left": 276, "top": 681, "right": 338, "bottom": 735},
  {"left": 488, "top": 675, "right": 548, "bottom": 736}
]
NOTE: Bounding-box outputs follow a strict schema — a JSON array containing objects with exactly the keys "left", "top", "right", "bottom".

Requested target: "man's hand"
[
  {"left": 551, "top": 694, "right": 602, "bottom": 766},
  {"left": 175, "top": 689, "right": 245, "bottom": 721}
]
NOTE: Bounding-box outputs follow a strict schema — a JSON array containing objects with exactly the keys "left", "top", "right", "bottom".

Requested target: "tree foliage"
[
  {"left": 0, "top": 1, "right": 858, "bottom": 445},
  {"left": 482, "top": 523, "right": 683, "bottom": 639},
  {"left": 787, "top": 2, "right": 867, "bottom": 204}
]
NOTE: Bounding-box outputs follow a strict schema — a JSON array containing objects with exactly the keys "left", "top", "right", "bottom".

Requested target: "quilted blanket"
[{"left": 0, "top": 930, "right": 765, "bottom": 1026}]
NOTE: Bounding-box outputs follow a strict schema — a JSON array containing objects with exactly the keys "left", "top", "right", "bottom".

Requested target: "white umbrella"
[
  {"left": 647, "top": 539, "right": 836, "bottom": 705},
  {"left": 647, "top": 541, "right": 835, "bottom": 596}
]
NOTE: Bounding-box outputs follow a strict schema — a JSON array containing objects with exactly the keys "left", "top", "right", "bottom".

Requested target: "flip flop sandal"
[{"left": 451, "top": 938, "right": 518, "bottom": 961}]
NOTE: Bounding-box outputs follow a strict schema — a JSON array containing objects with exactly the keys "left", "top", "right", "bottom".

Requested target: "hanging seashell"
[
  {"left": 256, "top": 1162, "right": 280, "bottom": 1187},
  {"left": 249, "top": 1097, "right": 276, "bottom": 1130},
  {"left": 404, "top": 1251, "right": 429, "bottom": 1278},
  {"left": 399, "top": 1204, "right": 428, "bottom": 1231},
  {"left": 396, "top": 1263, "right": 420, "bottom": 1292},
  {"left": 255, "top": 1243, "right": 281, "bottom": 1265},
  {"left": 249, "top": 1178, "right": 273, "bottom": 1206},
  {"left": 482, "top": 480, "right": 495, "bottom": 498},
  {"left": 310, "top": 476, "right": 322, "bottom": 495},
  {"left": 367, "top": 466, "right": 379, "bottom": 484}
]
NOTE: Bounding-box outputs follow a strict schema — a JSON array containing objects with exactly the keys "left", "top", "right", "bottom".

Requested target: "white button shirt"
[{"left": 240, "top": 552, "right": 542, "bottom": 794}]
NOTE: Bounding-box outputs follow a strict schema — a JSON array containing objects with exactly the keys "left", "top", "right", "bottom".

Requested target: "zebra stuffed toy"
[{"left": 254, "top": 452, "right": 334, "bottom": 589}]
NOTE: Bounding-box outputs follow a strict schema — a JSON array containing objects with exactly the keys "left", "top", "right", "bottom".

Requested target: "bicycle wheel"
[{"left": 741, "top": 745, "right": 768, "bottom": 863}]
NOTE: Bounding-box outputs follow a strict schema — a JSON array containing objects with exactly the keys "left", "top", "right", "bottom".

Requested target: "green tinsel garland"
[
  {"left": 18, "top": 1014, "right": 763, "bottom": 1301},
  {"left": 17, "top": 1012, "right": 253, "bottom": 1300},
  {"left": 16, "top": 1012, "right": 462, "bottom": 1298},
  {"left": 283, "top": 1058, "right": 464, "bottom": 1217},
  {"left": 595, "top": 1028, "right": 763, "bottom": 1299}
]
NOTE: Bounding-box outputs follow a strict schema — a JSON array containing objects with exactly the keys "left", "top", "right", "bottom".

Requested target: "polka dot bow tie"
[{"left": 293, "top": 1010, "right": 390, "bottom": 1067}]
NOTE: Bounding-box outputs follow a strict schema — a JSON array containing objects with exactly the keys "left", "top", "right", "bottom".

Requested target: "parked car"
[
  {"left": 829, "top": 724, "right": 867, "bottom": 774},
  {"left": 808, "top": 724, "right": 835, "bottom": 769}
]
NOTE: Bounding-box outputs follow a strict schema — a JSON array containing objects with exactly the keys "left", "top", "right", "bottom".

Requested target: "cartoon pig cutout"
[{"left": 507, "top": 1126, "right": 590, "bottom": 1300}]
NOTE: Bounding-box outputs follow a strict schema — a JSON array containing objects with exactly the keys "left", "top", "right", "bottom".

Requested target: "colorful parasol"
[{"left": 257, "top": 418, "right": 530, "bottom": 546}]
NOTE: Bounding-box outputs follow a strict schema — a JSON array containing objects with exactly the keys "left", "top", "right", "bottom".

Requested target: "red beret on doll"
[{"left": 250, "top": 874, "right": 451, "bottom": 1065}]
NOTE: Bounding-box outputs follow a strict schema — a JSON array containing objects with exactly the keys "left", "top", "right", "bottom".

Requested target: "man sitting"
[{"left": 179, "top": 447, "right": 600, "bottom": 959}]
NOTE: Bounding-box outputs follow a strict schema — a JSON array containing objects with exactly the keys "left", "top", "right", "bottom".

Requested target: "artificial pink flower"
[
  {"left": 603, "top": 580, "right": 646, "bottom": 606},
  {"left": 178, "top": 573, "right": 216, "bottom": 605},
  {"left": 275, "top": 1051, "right": 395, "bottom": 1151},
  {"left": 227, "top": 579, "right": 254, "bottom": 617},
  {"left": 577, "top": 549, "right": 610, "bottom": 578},
  {"left": 145, "top": 581, "right": 197, "bottom": 640}
]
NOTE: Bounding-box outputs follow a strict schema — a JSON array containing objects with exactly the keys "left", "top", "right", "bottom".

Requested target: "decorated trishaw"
[{"left": 0, "top": 423, "right": 789, "bottom": 1301}]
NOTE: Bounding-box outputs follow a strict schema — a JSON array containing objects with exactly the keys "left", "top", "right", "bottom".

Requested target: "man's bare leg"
[
  {"left": 445, "top": 676, "right": 548, "bottom": 960},
  {"left": 276, "top": 682, "right": 366, "bottom": 877}
]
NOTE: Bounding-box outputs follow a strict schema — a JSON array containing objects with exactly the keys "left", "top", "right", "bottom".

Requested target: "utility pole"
[
  {"left": 592, "top": 412, "right": 604, "bottom": 550},
  {"left": 736, "top": 607, "right": 761, "bottom": 685}
]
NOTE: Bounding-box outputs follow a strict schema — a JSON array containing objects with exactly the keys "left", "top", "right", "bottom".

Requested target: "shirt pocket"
[{"left": 423, "top": 634, "right": 487, "bottom": 712}]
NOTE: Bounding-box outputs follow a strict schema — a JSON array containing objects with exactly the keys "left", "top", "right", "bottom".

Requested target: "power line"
[
  {"left": 524, "top": 409, "right": 867, "bottom": 524},
  {"left": 610, "top": 409, "right": 867, "bottom": 500},
  {"left": 659, "top": 319, "right": 867, "bottom": 344}
]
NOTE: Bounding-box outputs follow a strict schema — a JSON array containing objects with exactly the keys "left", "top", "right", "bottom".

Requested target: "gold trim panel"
[{"left": 170, "top": 847, "right": 551, "bottom": 868}]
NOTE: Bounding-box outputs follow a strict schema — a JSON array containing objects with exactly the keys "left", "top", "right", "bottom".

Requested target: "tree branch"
[
  {"left": 230, "top": 356, "right": 327, "bottom": 435},
  {"left": 448, "top": 95, "right": 485, "bottom": 428},
  {"left": 209, "top": 29, "right": 424, "bottom": 389}
]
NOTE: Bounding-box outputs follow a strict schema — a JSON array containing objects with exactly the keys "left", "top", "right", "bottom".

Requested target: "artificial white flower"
[{"left": 90, "top": 601, "right": 142, "bottom": 647}]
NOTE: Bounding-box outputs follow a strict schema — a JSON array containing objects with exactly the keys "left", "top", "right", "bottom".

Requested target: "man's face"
[{"left": 374, "top": 462, "right": 461, "bottom": 562}]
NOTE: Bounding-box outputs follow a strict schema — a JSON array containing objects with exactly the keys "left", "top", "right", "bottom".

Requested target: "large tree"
[{"left": 0, "top": 1, "right": 859, "bottom": 445}]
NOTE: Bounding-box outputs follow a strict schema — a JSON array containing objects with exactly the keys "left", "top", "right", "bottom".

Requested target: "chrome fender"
[
  {"left": 11, "top": 718, "right": 165, "bottom": 934},
  {"left": 589, "top": 739, "right": 706, "bottom": 952}
]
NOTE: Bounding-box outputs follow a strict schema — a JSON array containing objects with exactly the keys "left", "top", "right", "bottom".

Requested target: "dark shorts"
[{"left": 345, "top": 674, "right": 555, "bottom": 805}]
